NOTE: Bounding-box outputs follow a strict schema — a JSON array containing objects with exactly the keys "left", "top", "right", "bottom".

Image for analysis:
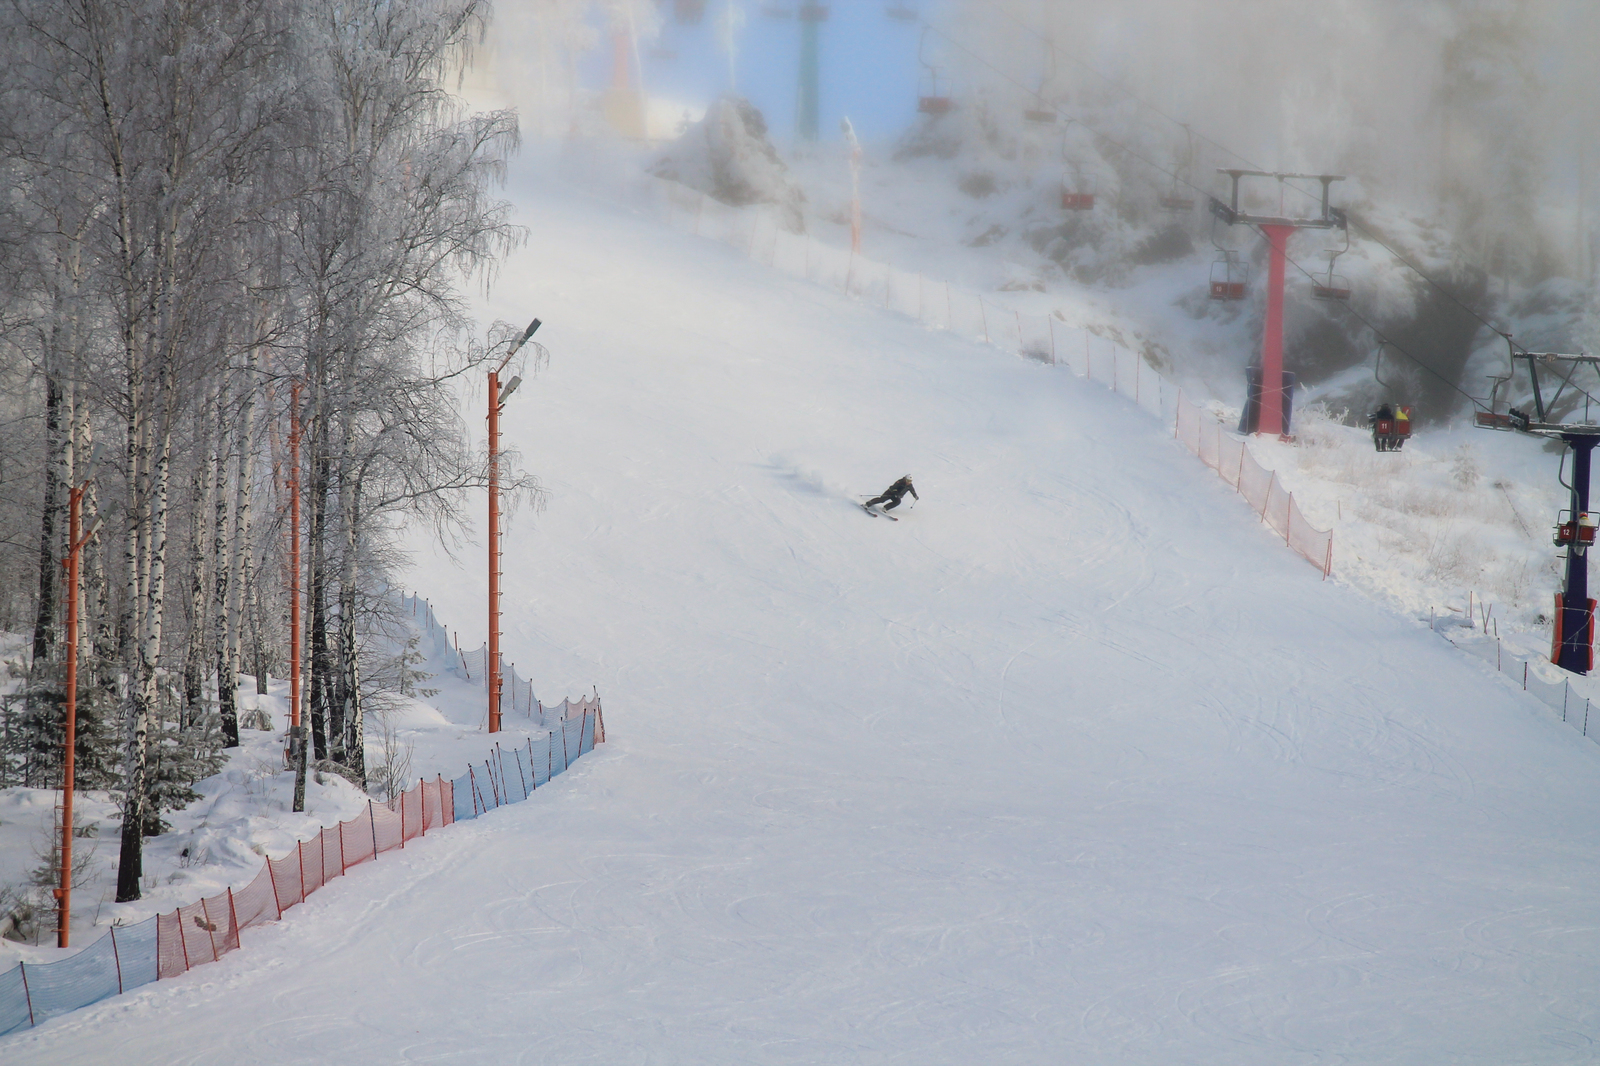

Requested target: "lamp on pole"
[
  {"left": 56, "top": 444, "right": 104, "bottom": 948},
  {"left": 488, "top": 319, "right": 540, "bottom": 734}
]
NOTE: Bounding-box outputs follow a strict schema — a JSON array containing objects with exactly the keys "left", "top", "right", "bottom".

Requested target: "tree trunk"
[
  {"left": 308, "top": 446, "right": 332, "bottom": 762},
  {"left": 29, "top": 375, "right": 64, "bottom": 671},
  {"left": 339, "top": 474, "right": 365, "bottom": 779},
  {"left": 182, "top": 400, "right": 215, "bottom": 729},
  {"left": 214, "top": 380, "right": 240, "bottom": 746}
]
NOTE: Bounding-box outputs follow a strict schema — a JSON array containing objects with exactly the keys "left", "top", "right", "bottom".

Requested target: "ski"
[{"left": 861, "top": 503, "right": 897, "bottom": 521}]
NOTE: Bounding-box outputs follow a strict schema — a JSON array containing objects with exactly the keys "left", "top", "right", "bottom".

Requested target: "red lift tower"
[{"left": 1210, "top": 170, "right": 1346, "bottom": 438}]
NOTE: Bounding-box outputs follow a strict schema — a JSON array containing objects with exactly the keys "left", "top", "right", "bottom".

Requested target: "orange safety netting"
[{"left": 1173, "top": 390, "right": 1333, "bottom": 578}]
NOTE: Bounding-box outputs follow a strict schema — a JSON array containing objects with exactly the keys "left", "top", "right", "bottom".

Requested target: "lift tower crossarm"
[
  {"left": 1213, "top": 170, "right": 1347, "bottom": 229},
  {"left": 1473, "top": 352, "right": 1600, "bottom": 439}
]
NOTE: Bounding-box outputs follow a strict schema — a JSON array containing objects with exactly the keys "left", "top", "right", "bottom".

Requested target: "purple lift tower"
[{"left": 1477, "top": 350, "right": 1600, "bottom": 674}]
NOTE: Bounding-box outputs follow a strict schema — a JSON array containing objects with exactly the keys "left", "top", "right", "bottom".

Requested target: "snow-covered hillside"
[{"left": 10, "top": 149, "right": 1600, "bottom": 1064}]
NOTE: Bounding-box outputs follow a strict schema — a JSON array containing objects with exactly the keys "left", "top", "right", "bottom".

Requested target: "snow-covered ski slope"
[{"left": 15, "top": 156, "right": 1600, "bottom": 1064}]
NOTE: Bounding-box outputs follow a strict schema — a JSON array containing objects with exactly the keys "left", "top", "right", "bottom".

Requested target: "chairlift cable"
[
  {"left": 922, "top": 22, "right": 1488, "bottom": 411},
  {"left": 979, "top": 7, "right": 1533, "bottom": 362}
]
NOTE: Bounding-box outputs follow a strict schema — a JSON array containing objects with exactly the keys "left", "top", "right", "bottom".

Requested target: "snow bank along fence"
[
  {"left": 0, "top": 704, "right": 602, "bottom": 1037},
  {"left": 1439, "top": 620, "right": 1600, "bottom": 745},
  {"left": 404, "top": 593, "right": 554, "bottom": 720},
  {"left": 642, "top": 176, "right": 1333, "bottom": 577}
]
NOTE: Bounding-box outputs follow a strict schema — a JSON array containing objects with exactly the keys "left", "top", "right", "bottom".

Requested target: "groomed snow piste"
[{"left": 9, "top": 151, "right": 1600, "bottom": 1065}]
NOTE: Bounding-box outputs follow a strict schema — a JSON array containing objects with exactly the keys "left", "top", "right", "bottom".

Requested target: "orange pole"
[
  {"left": 289, "top": 385, "right": 302, "bottom": 733},
  {"left": 487, "top": 370, "right": 501, "bottom": 734},
  {"left": 56, "top": 484, "right": 83, "bottom": 947}
]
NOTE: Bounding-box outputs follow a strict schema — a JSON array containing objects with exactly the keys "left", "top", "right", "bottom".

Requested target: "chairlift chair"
[
  {"left": 1369, "top": 404, "right": 1413, "bottom": 451},
  {"left": 1368, "top": 344, "right": 1412, "bottom": 450},
  {"left": 1209, "top": 250, "right": 1247, "bottom": 300},
  {"left": 1060, "top": 137, "right": 1095, "bottom": 211},
  {"left": 1061, "top": 183, "right": 1095, "bottom": 211},
  {"left": 1160, "top": 125, "right": 1197, "bottom": 211},
  {"left": 1024, "top": 107, "right": 1057, "bottom": 125},
  {"left": 1311, "top": 211, "right": 1352, "bottom": 300},
  {"left": 675, "top": 0, "right": 705, "bottom": 24},
  {"left": 917, "top": 28, "right": 953, "bottom": 115}
]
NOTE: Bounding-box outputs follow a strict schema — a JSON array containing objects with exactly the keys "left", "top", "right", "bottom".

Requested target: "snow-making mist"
[{"left": 15, "top": 150, "right": 1600, "bottom": 1064}]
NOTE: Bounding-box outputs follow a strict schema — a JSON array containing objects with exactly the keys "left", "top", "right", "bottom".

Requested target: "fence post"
[
  {"left": 176, "top": 906, "right": 193, "bottom": 972},
  {"left": 110, "top": 924, "right": 125, "bottom": 993},
  {"left": 1048, "top": 315, "right": 1056, "bottom": 365},
  {"left": 18, "top": 962, "right": 32, "bottom": 1027},
  {"left": 268, "top": 855, "right": 283, "bottom": 917},
  {"left": 979, "top": 297, "right": 989, "bottom": 343},
  {"left": 1260, "top": 472, "right": 1275, "bottom": 518},
  {"left": 227, "top": 888, "right": 241, "bottom": 950},
  {"left": 528, "top": 738, "right": 538, "bottom": 788},
  {"left": 369, "top": 799, "right": 379, "bottom": 857}
]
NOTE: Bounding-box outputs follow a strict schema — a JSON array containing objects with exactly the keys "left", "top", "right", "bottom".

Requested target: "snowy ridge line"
[
  {"left": 0, "top": 712, "right": 604, "bottom": 1038},
  {"left": 638, "top": 176, "right": 1334, "bottom": 577}
]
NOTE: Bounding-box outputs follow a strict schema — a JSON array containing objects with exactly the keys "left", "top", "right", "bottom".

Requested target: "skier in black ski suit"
[{"left": 866, "top": 475, "right": 918, "bottom": 512}]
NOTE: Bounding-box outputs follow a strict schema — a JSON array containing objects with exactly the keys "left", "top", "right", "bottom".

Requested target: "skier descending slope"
[{"left": 862, "top": 475, "right": 917, "bottom": 518}]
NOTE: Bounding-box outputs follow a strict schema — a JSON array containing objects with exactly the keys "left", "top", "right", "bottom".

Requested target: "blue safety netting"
[
  {"left": 115, "top": 916, "right": 158, "bottom": 991},
  {"left": 452, "top": 772, "right": 478, "bottom": 821},
  {"left": 0, "top": 707, "right": 601, "bottom": 1038},
  {"left": 0, "top": 963, "right": 31, "bottom": 1037},
  {"left": 23, "top": 928, "right": 122, "bottom": 1025}
]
